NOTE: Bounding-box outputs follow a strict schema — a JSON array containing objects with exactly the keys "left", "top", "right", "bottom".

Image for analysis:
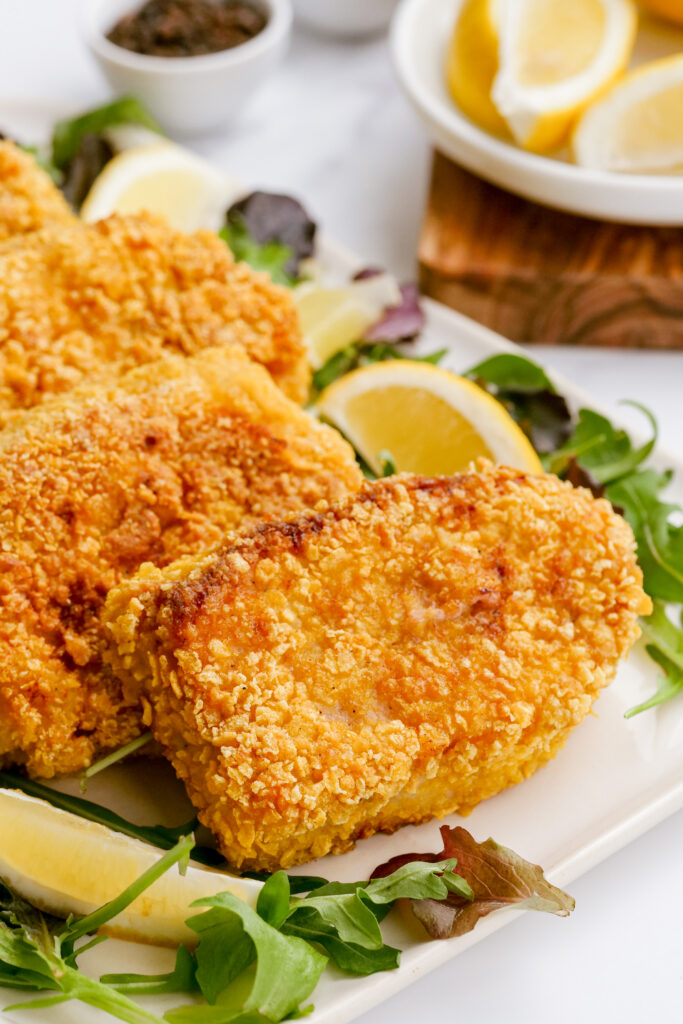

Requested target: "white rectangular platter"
[{"left": 0, "top": 107, "right": 682, "bottom": 1022}]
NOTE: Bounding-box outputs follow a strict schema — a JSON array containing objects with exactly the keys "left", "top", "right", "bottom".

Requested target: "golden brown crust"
[
  {"left": 0, "top": 141, "right": 75, "bottom": 240},
  {"left": 105, "top": 465, "right": 650, "bottom": 870},
  {"left": 0, "top": 347, "right": 361, "bottom": 778},
  {"left": 0, "top": 212, "right": 308, "bottom": 423}
]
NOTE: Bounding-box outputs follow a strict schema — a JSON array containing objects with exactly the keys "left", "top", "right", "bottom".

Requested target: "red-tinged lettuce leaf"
[
  {"left": 364, "top": 283, "right": 425, "bottom": 343},
  {"left": 372, "top": 826, "right": 574, "bottom": 940}
]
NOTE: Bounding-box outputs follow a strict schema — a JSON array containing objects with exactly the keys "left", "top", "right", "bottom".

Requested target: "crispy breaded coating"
[
  {"left": 0, "top": 212, "right": 308, "bottom": 425},
  {"left": 105, "top": 465, "right": 650, "bottom": 870},
  {"left": 0, "top": 141, "right": 75, "bottom": 240},
  {"left": 0, "top": 347, "right": 361, "bottom": 779}
]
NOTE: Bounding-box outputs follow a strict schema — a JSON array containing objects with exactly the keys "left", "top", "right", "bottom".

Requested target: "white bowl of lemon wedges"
[{"left": 391, "top": 0, "right": 683, "bottom": 224}]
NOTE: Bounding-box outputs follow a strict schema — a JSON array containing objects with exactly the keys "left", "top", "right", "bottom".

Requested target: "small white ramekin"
[
  {"left": 291, "top": 0, "right": 400, "bottom": 38},
  {"left": 82, "top": 0, "right": 292, "bottom": 137}
]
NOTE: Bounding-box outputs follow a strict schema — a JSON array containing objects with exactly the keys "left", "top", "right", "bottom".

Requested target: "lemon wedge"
[
  {"left": 80, "top": 141, "right": 242, "bottom": 233},
  {"left": 574, "top": 54, "right": 683, "bottom": 172},
  {"left": 638, "top": 0, "right": 683, "bottom": 24},
  {"left": 315, "top": 359, "right": 542, "bottom": 476},
  {"left": 492, "top": 0, "right": 637, "bottom": 153},
  {"left": 0, "top": 788, "right": 258, "bottom": 946},
  {"left": 295, "top": 274, "right": 401, "bottom": 370},
  {"left": 446, "top": 0, "right": 509, "bottom": 137}
]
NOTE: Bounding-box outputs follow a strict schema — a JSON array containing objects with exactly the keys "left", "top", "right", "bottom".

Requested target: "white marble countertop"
[{"left": 1, "top": 2, "right": 682, "bottom": 1022}]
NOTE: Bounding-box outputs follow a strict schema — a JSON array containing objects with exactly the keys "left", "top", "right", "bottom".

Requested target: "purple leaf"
[
  {"left": 373, "top": 826, "right": 574, "bottom": 940},
  {"left": 364, "top": 283, "right": 425, "bottom": 343},
  {"left": 226, "top": 191, "right": 316, "bottom": 276}
]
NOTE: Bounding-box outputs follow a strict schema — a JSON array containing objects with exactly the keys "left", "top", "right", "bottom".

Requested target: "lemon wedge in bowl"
[
  {"left": 574, "top": 54, "right": 683, "bottom": 172},
  {"left": 295, "top": 274, "right": 401, "bottom": 370},
  {"left": 80, "top": 141, "right": 242, "bottom": 233},
  {"left": 446, "top": 0, "right": 509, "bottom": 137},
  {"left": 638, "top": 0, "right": 683, "bottom": 24},
  {"left": 492, "top": 0, "right": 637, "bottom": 153},
  {"left": 0, "top": 787, "right": 258, "bottom": 946},
  {"left": 315, "top": 359, "right": 542, "bottom": 476}
]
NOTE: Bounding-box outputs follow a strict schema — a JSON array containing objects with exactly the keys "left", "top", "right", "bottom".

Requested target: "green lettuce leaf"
[
  {"left": 52, "top": 97, "right": 161, "bottom": 170},
  {"left": 219, "top": 221, "right": 296, "bottom": 288}
]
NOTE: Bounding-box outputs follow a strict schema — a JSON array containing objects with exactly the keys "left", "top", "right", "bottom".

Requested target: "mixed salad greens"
[
  {"left": 0, "top": 93, "right": 681, "bottom": 1021},
  {"left": 0, "top": 828, "right": 572, "bottom": 1023}
]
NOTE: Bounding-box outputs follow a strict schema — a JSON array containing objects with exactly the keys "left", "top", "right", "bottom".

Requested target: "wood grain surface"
[{"left": 418, "top": 152, "right": 683, "bottom": 349}]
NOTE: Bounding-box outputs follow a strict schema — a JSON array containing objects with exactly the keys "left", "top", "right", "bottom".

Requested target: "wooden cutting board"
[{"left": 418, "top": 151, "right": 683, "bottom": 348}]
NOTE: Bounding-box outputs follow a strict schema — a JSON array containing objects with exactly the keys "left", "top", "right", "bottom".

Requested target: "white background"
[{"left": 0, "top": 2, "right": 682, "bottom": 1021}]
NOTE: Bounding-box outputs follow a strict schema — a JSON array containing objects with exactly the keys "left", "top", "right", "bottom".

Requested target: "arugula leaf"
[
  {"left": 607, "top": 469, "right": 683, "bottom": 604},
  {"left": 219, "top": 221, "right": 296, "bottom": 288},
  {"left": 544, "top": 404, "right": 657, "bottom": 484},
  {"left": 52, "top": 97, "right": 161, "bottom": 170},
  {"left": 241, "top": 872, "right": 328, "bottom": 894},
  {"left": 466, "top": 354, "right": 555, "bottom": 393},
  {"left": 312, "top": 342, "right": 446, "bottom": 396},
  {"left": 188, "top": 892, "right": 327, "bottom": 1016},
  {"left": 59, "top": 836, "right": 194, "bottom": 958},
  {"left": 0, "top": 772, "right": 222, "bottom": 866},
  {"left": 164, "top": 1006, "right": 270, "bottom": 1024},
  {"left": 640, "top": 601, "right": 683, "bottom": 672},
  {"left": 293, "top": 893, "right": 382, "bottom": 950},
  {"left": 281, "top": 908, "right": 400, "bottom": 976},
  {"left": 190, "top": 907, "right": 254, "bottom": 1005},
  {"left": 0, "top": 839, "right": 195, "bottom": 1024},
  {"left": 255, "top": 872, "right": 290, "bottom": 930},
  {"left": 102, "top": 947, "right": 199, "bottom": 996},
  {"left": 80, "top": 732, "right": 153, "bottom": 791},
  {"left": 465, "top": 353, "right": 572, "bottom": 454},
  {"left": 626, "top": 646, "right": 683, "bottom": 717},
  {"left": 466, "top": 351, "right": 683, "bottom": 715},
  {"left": 625, "top": 603, "right": 683, "bottom": 717},
  {"left": 373, "top": 827, "right": 573, "bottom": 940}
]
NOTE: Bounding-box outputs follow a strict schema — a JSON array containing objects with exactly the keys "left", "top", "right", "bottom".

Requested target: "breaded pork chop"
[
  {"left": 104, "top": 465, "right": 650, "bottom": 870},
  {"left": 0, "top": 141, "right": 75, "bottom": 240},
  {"left": 0, "top": 347, "right": 361, "bottom": 779},
  {"left": 0, "top": 212, "right": 307, "bottom": 426}
]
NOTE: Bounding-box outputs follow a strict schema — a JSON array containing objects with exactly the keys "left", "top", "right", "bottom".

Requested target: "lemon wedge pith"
[
  {"left": 491, "top": 0, "right": 637, "bottom": 152},
  {"left": 315, "top": 360, "right": 542, "bottom": 477},
  {"left": 0, "top": 788, "right": 258, "bottom": 946},
  {"left": 574, "top": 54, "right": 683, "bottom": 172},
  {"left": 80, "top": 141, "right": 242, "bottom": 233}
]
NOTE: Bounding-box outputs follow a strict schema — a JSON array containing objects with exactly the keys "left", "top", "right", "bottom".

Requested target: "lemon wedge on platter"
[
  {"left": 295, "top": 274, "right": 401, "bottom": 369},
  {"left": 0, "top": 788, "right": 258, "bottom": 947},
  {"left": 574, "top": 54, "right": 683, "bottom": 172},
  {"left": 80, "top": 141, "right": 242, "bottom": 233},
  {"left": 314, "top": 359, "right": 542, "bottom": 477},
  {"left": 491, "top": 0, "right": 637, "bottom": 152}
]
